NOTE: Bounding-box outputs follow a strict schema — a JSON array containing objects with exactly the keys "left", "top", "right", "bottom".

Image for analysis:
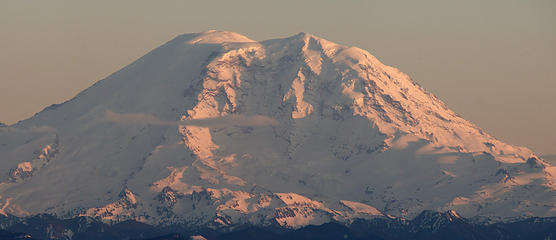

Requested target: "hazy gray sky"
[{"left": 1, "top": 0, "right": 554, "bottom": 155}]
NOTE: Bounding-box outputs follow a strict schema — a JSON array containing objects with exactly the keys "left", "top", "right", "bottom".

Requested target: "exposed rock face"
[{"left": 0, "top": 31, "right": 554, "bottom": 229}]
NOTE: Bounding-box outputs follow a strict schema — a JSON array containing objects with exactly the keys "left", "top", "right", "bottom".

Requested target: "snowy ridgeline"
[{"left": 0, "top": 31, "right": 554, "bottom": 229}]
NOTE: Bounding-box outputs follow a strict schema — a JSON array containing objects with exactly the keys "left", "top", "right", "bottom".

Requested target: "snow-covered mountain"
[{"left": 0, "top": 30, "right": 555, "bottom": 229}]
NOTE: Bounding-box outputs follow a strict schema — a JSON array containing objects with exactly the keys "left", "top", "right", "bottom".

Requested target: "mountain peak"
[
  {"left": 179, "top": 30, "right": 255, "bottom": 45},
  {"left": 289, "top": 31, "right": 335, "bottom": 46},
  {"left": 0, "top": 31, "right": 554, "bottom": 229},
  {"left": 293, "top": 31, "right": 313, "bottom": 39}
]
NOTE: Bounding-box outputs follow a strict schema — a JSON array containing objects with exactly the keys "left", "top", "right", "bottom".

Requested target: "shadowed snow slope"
[{"left": 0, "top": 31, "right": 554, "bottom": 229}]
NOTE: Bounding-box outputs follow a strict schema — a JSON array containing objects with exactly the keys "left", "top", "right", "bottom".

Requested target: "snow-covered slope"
[{"left": 0, "top": 30, "right": 554, "bottom": 229}]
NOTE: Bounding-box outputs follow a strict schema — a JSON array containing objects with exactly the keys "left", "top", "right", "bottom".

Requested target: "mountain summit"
[{"left": 0, "top": 31, "right": 554, "bottom": 229}]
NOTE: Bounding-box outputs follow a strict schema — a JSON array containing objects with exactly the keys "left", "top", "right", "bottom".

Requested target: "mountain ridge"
[{"left": 2, "top": 209, "right": 556, "bottom": 240}]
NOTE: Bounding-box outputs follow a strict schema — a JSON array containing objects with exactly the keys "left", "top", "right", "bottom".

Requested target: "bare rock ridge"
[{"left": 0, "top": 31, "right": 554, "bottom": 229}]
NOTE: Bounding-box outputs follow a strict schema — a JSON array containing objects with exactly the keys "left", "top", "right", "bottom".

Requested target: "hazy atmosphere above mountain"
[{"left": 0, "top": 0, "right": 555, "bottom": 156}]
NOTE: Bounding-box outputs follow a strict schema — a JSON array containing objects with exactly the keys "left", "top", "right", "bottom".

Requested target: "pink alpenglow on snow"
[{"left": 0, "top": 31, "right": 554, "bottom": 229}]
